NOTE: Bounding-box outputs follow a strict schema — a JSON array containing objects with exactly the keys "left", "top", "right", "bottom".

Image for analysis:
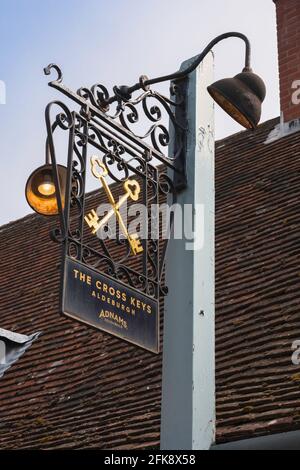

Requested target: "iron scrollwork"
[
  {"left": 44, "top": 63, "right": 188, "bottom": 188},
  {"left": 44, "top": 64, "right": 186, "bottom": 303}
]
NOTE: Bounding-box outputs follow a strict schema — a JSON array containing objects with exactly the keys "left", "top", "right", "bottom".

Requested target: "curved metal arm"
[
  {"left": 45, "top": 120, "right": 59, "bottom": 164},
  {"left": 106, "top": 32, "right": 251, "bottom": 106}
]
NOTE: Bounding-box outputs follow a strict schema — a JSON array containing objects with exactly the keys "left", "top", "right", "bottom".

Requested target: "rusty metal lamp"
[
  {"left": 207, "top": 70, "right": 266, "bottom": 129},
  {"left": 25, "top": 127, "right": 67, "bottom": 216}
]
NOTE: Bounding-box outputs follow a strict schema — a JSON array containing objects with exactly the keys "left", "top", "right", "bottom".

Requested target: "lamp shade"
[
  {"left": 25, "top": 164, "right": 67, "bottom": 216},
  {"left": 207, "top": 70, "right": 266, "bottom": 129}
]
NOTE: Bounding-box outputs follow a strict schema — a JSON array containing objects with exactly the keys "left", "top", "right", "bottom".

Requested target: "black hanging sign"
[
  {"left": 43, "top": 67, "right": 180, "bottom": 356},
  {"left": 61, "top": 257, "right": 159, "bottom": 353}
]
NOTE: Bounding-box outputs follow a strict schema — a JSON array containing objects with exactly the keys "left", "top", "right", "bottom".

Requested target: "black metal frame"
[
  {"left": 45, "top": 83, "right": 182, "bottom": 305},
  {"left": 44, "top": 31, "right": 252, "bottom": 306}
]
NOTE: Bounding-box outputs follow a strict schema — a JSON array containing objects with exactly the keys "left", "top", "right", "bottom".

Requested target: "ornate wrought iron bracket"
[
  {"left": 44, "top": 63, "right": 188, "bottom": 191},
  {"left": 41, "top": 31, "right": 255, "bottom": 306},
  {"left": 44, "top": 31, "right": 251, "bottom": 192}
]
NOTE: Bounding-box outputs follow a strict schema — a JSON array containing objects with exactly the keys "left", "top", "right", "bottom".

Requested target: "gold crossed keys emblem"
[{"left": 84, "top": 156, "right": 144, "bottom": 256}]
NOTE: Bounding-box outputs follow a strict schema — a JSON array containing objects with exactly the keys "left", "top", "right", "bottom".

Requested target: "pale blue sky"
[{"left": 0, "top": 0, "right": 278, "bottom": 226}]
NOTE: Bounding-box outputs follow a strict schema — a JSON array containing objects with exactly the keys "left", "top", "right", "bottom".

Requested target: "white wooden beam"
[{"left": 161, "top": 53, "right": 215, "bottom": 450}]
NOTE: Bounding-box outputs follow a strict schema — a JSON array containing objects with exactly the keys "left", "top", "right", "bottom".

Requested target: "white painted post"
[
  {"left": 0, "top": 340, "right": 6, "bottom": 365},
  {"left": 161, "top": 53, "right": 215, "bottom": 450}
]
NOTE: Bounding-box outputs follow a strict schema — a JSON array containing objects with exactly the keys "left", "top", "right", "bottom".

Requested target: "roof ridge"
[
  {"left": 0, "top": 212, "right": 37, "bottom": 232},
  {"left": 216, "top": 116, "right": 280, "bottom": 146}
]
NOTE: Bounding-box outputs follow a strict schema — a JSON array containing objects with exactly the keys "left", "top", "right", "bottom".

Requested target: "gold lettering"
[
  {"left": 99, "top": 309, "right": 128, "bottom": 329},
  {"left": 109, "top": 286, "right": 115, "bottom": 297},
  {"left": 99, "top": 309, "right": 105, "bottom": 318}
]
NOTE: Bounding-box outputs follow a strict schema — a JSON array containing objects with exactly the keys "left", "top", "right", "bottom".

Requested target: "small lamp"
[
  {"left": 25, "top": 164, "right": 67, "bottom": 216},
  {"left": 207, "top": 69, "right": 266, "bottom": 129}
]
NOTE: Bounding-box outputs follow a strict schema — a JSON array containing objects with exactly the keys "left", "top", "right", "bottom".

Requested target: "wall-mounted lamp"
[
  {"left": 25, "top": 164, "right": 67, "bottom": 216},
  {"left": 25, "top": 118, "right": 68, "bottom": 216},
  {"left": 207, "top": 70, "right": 266, "bottom": 130}
]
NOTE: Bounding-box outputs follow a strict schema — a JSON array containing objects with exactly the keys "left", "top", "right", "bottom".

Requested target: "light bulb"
[{"left": 38, "top": 182, "right": 56, "bottom": 196}]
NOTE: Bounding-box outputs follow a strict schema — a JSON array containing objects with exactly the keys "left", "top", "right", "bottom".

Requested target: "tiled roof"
[
  {"left": 215, "top": 117, "right": 300, "bottom": 442},
  {"left": 0, "top": 188, "right": 164, "bottom": 450},
  {"left": 0, "top": 116, "right": 300, "bottom": 448}
]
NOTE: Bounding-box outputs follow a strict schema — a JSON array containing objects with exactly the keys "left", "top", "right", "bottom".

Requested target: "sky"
[{"left": 0, "top": 0, "right": 279, "bottom": 226}]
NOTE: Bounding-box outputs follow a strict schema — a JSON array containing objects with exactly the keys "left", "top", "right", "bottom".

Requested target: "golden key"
[{"left": 85, "top": 156, "right": 143, "bottom": 256}]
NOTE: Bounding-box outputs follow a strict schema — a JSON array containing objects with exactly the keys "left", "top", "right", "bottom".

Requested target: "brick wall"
[{"left": 274, "top": 0, "right": 300, "bottom": 122}]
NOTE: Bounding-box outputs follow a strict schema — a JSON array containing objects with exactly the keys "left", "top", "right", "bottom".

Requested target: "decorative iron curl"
[
  {"left": 45, "top": 101, "right": 74, "bottom": 131},
  {"left": 158, "top": 172, "right": 175, "bottom": 195},
  {"left": 44, "top": 64, "right": 63, "bottom": 84},
  {"left": 147, "top": 240, "right": 159, "bottom": 281},
  {"left": 116, "top": 267, "right": 148, "bottom": 294},
  {"left": 102, "top": 153, "right": 129, "bottom": 183},
  {"left": 82, "top": 246, "right": 116, "bottom": 275},
  {"left": 50, "top": 227, "right": 66, "bottom": 244},
  {"left": 110, "top": 89, "right": 186, "bottom": 136},
  {"left": 77, "top": 85, "right": 110, "bottom": 112}
]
